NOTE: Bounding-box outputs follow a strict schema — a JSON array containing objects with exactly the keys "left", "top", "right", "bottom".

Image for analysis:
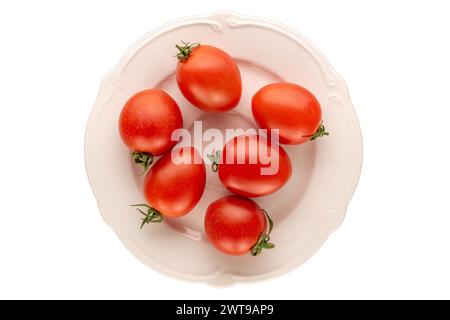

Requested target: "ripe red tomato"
[
  {"left": 175, "top": 42, "right": 242, "bottom": 112},
  {"left": 252, "top": 82, "right": 328, "bottom": 145},
  {"left": 119, "top": 89, "right": 183, "bottom": 170},
  {"left": 133, "top": 147, "right": 206, "bottom": 227},
  {"left": 210, "top": 134, "right": 292, "bottom": 197},
  {"left": 204, "top": 195, "right": 274, "bottom": 256}
]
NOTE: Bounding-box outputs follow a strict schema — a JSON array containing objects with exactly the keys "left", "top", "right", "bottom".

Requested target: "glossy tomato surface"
[
  {"left": 176, "top": 45, "right": 242, "bottom": 112},
  {"left": 252, "top": 82, "right": 322, "bottom": 144},
  {"left": 119, "top": 89, "right": 183, "bottom": 155},
  {"left": 218, "top": 135, "right": 292, "bottom": 197},
  {"left": 144, "top": 146, "right": 206, "bottom": 217},
  {"left": 204, "top": 196, "right": 266, "bottom": 256}
]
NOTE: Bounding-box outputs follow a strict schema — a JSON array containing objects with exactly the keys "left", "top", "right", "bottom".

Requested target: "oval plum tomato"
[
  {"left": 175, "top": 42, "right": 242, "bottom": 112},
  {"left": 204, "top": 195, "right": 275, "bottom": 256},
  {"left": 119, "top": 89, "right": 183, "bottom": 170},
  {"left": 252, "top": 82, "right": 329, "bottom": 145},
  {"left": 209, "top": 134, "right": 292, "bottom": 197},
  {"left": 132, "top": 146, "right": 206, "bottom": 227}
]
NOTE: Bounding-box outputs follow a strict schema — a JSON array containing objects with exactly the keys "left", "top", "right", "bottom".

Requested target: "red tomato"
[
  {"left": 133, "top": 147, "right": 206, "bottom": 227},
  {"left": 205, "top": 195, "right": 275, "bottom": 256},
  {"left": 119, "top": 89, "right": 183, "bottom": 170},
  {"left": 210, "top": 134, "right": 292, "bottom": 197},
  {"left": 175, "top": 43, "right": 242, "bottom": 112},
  {"left": 252, "top": 82, "right": 328, "bottom": 145}
]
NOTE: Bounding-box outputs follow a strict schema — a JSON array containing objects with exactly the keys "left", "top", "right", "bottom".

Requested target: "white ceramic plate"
[{"left": 85, "top": 12, "right": 362, "bottom": 285}]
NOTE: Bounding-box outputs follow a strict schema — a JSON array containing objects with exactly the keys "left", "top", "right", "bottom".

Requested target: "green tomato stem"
[
  {"left": 130, "top": 204, "right": 163, "bottom": 228},
  {"left": 131, "top": 152, "right": 153, "bottom": 172},
  {"left": 309, "top": 121, "right": 329, "bottom": 141},
  {"left": 175, "top": 41, "right": 200, "bottom": 62},
  {"left": 207, "top": 150, "right": 221, "bottom": 173},
  {"left": 251, "top": 209, "right": 275, "bottom": 256}
]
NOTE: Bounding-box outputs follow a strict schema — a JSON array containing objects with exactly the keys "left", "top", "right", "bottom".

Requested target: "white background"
[{"left": 1, "top": 0, "right": 449, "bottom": 300}]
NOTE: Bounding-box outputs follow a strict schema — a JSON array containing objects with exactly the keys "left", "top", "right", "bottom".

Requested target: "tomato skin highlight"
[
  {"left": 119, "top": 89, "right": 183, "bottom": 155},
  {"left": 176, "top": 45, "right": 242, "bottom": 112},
  {"left": 143, "top": 146, "right": 206, "bottom": 218},
  {"left": 218, "top": 135, "right": 292, "bottom": 197},
  {"left": 205, "top": 196, "right": 266, "bottom": 256},
  {"left": 252, "top": 82, "right": 322, "bottom": 145}
]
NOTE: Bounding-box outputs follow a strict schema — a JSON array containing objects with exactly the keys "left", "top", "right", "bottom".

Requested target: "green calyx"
[
  {"left": 130, "top": 204, "right": 163, "bottom": 228},
  {"left": 132, "top": 152, "right": 153, "bottom": 172},
  {"left": 308, "top": 121, "right": 329, "bottom": 141},
  {"left": 207, "top": 150, "right": 221, "bottom": 173},
  {"left": 251, "top": 209, "right": 275, "bottom": 256},
  {"left": 175, "top": 41, "right": 200, "bottom": 62}
]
